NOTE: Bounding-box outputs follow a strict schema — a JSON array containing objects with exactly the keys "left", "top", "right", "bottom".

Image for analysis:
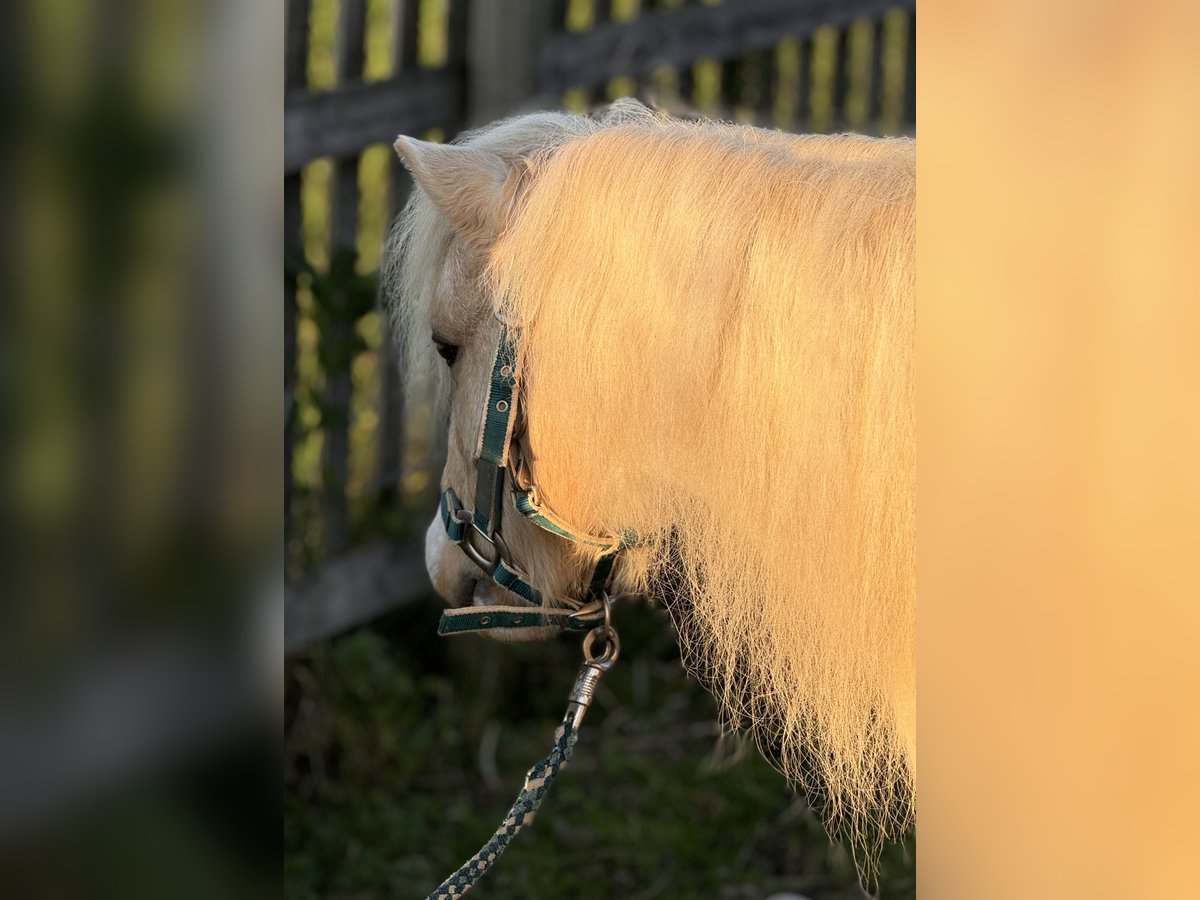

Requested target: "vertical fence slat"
[
  {"left": 745, "top": 45, "right": 772, "bottom": 127},
  {"left": 904, "top": 12, "right": 916, "bottom": 128},
  {"left": 832, "top": 26, "right": 849, "bottom": 132},
  {"left": 466, "top": 0, "right": 553, "bottom": 126},
  {"left": 681, "top": 62, "right": 700, "bottom": 112},
  {"left": 397, "top": 0, "right": 420, "bottom": 70},
  {"left": 718, "top": 56, "right": 737, "bottom": 119},
  {"left": 285, "top": 0, "right": 312, "bottom": 94},
  {"left": 378, "top": 0, "right": 423, "bottom": 507},
  {"left": 285, "top": 181, "right": 302, "bottom": 563},
  {"left": 870, "top": 17, "right": 886, "bottom": 132},
  {"left": 338, "top": 0, "right": 368, "bottom": 76},
  {"left": 550, "top": 0, "right": 571, "bottom": 30},
  {"left": 770, "top": 36, "right": 800, "bottom": 131},
  {"left": 796, "top": 37, "right": 811, "bottom": 130},
  {"left": 322, "top": 0, "right": 369, "bottom": 558},
  {"left": 376, "top": 182, "right": 405, "bottom": 503},
  {"left": 728, "top": 52, "right": 751, "bottom": 121},
  {"left": 447, "top": 0, "right": 471, "bottom": 73},
  {"left": 285, "top": 0, "right": 311, "bottom": 571}
]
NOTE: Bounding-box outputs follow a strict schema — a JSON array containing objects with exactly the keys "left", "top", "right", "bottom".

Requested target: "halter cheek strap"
[{"left": 437, "top": 323, "right": 634, "bottom": 638}]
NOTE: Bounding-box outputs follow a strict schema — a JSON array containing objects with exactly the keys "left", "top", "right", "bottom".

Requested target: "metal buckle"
[{"left": 453, "top": 509, "right": 500, "bottom": 573}]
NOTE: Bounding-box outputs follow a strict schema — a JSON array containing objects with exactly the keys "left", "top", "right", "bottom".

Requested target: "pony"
[{"left": 385, "top": 99, "right": 914, "bottom": 861}]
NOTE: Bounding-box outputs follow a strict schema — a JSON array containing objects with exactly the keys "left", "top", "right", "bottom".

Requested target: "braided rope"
[{"left": 426, "top": 713, "right": 578, "bottom": 899}]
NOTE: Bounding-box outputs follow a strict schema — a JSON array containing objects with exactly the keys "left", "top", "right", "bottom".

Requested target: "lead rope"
[{"left": 425, "top": 624, "right": 620, "bottom": 899}]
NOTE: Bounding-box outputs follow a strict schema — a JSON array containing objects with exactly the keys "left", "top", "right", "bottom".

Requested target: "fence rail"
[
  {"left": 538, "top": 0, "right": 906, "bottom": 95},
  {"left": 283, "top": 0, "right": 916, "bottom": 653},
  {"left": 285, "top": 74, "right": 464, "bottom": 174}
]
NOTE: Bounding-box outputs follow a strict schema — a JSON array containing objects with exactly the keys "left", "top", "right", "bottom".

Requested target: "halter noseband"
[{"left": 435, "top": 321, "right": 633, "bottom": 638}]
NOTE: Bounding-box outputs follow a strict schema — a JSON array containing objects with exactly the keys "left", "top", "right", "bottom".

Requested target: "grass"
[{"left": 284, "top": 600, "right": 915, "bottom": 899}]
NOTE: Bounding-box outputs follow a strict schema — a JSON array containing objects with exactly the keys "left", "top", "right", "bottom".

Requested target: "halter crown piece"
[{"left": 435, "top": 319, "right": 634, "bottom": 638}]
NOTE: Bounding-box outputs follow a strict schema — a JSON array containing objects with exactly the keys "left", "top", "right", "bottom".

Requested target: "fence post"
[
  {"left": 904, "top": 11, "right": 916, "bottom": 128},
  {"left": 284, "top": 0, "right": 310, "bottom": 573},
  {"left": 465, "top": 0, "right": 558, "bottom": 125},
  {"left": 376, "top": 0, "right": 424, "bottom": 507},
  {"left": 322, "top": 0, "right": 368, "bottom": 559}
]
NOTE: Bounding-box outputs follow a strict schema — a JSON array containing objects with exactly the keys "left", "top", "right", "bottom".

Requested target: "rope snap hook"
[{"left": 567, "top": 595, "right": 620, "bottom": 731}]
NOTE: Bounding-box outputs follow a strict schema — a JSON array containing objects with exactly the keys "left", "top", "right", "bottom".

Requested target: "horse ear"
[{"left": 393, "top": 137, "right": 517, "bottom": 246}]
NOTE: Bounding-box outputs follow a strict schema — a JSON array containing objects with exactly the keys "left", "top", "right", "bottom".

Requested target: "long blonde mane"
[{"left": 392, "top": 104, "right": 915, "bottom": 854}]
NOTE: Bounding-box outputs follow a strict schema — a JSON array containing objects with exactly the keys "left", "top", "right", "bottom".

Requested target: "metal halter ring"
[{"left": 582, "top": 625, "right": 620, "bottom": 669}]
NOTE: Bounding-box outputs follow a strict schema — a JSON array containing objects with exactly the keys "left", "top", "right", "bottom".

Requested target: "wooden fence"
[{"left": 284, "top": 0, "right": 916, "bottom": 653}]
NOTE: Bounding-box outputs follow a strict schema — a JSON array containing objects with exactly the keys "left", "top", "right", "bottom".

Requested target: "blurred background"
[{"left": 284, "top": 1, "right": 915, "bottom": 898}]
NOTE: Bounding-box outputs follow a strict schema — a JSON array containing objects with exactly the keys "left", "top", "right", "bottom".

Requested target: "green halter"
[{"left": 436, "top": 322, "right": 634, "bottom": 638}]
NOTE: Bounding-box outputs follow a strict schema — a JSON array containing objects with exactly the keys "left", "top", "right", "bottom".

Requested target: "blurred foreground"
[{"left": 3, "top": 2, "right": 279, "bottom": 897}]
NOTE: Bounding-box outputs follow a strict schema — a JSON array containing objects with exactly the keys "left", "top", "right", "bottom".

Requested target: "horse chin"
[{"left": 470, "top": 581, "right": 561, "bottom": 643}]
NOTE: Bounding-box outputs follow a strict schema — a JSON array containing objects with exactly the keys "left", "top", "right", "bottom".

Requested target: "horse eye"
[{"left": 433, "top": 338, "right": 459, "bottom": 366}]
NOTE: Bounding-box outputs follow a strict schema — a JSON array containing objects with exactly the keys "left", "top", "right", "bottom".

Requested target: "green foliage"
[
  {"left": 285, "top": 603, "right": 914, "bottom": 899},
  {"left": 293, "top": 248, "right": 378, "bottom": 376}
]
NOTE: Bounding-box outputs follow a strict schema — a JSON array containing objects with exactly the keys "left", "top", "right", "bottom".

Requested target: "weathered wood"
[
  {"left": 735, "top": 47, "right": 768, "bottom": 122},
  {"left": 321, "top": 0, "right": 370, "bottom": 559},
  {"left": 285, "top": 178, "right": 301, "bottom": 564},
  {"left": 376, "top": 328, "right": 404, "bottom": 498},
  {"left": 284, "top": 541, "right": 431, "bottom": 653},
  {"left": 904, "top": 11, "right": 915, "bottom": 126},
  {"left": 832, "top": 25, "right": 848, "bottom": 131},
  {"left": 538, "top": 0, "right": 912, "bottom": 96},
  {"left": 285, "top": 0, "right": 311, "bottom": 90},
  {"left": 338, "top": 0, "right": 367, "bottom": 77},
  {"left": 793, "top": 37, "right": 812, "bottom": 129},
  {"left": 718, "top": 56, "right": 737, "bottom": 112},
  {"left": 284, "top": 0, "right": 309, "bottom": 565},
  {"left": 378, "top": 170, "right": 412, "bottom": 500},
  {"left": 284, "top": 73, "right": 462, "bottom": 173},
  {"left": 549, "top": 0, "right": 571, "bottom": 30},
  {"left": 397, "top": 0, "right": 420, "bottom": 72},
  {"left": 677, "top": 61, "right": 696, "bottom": 111},
  {"left": 321, "top": 315, "right": 353, "bottom": 559},
  {"left": 871, "top": 16, "right": 886, "bottom": 126},
  {"left": 447, "top": 0, "right": 471, "bottom": 70},
  {"left": 466, "top": 0, "right": 558, "bottom": 126},
  {"left": 378, "top": 0, "right": 420, "bottom": 507}
]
